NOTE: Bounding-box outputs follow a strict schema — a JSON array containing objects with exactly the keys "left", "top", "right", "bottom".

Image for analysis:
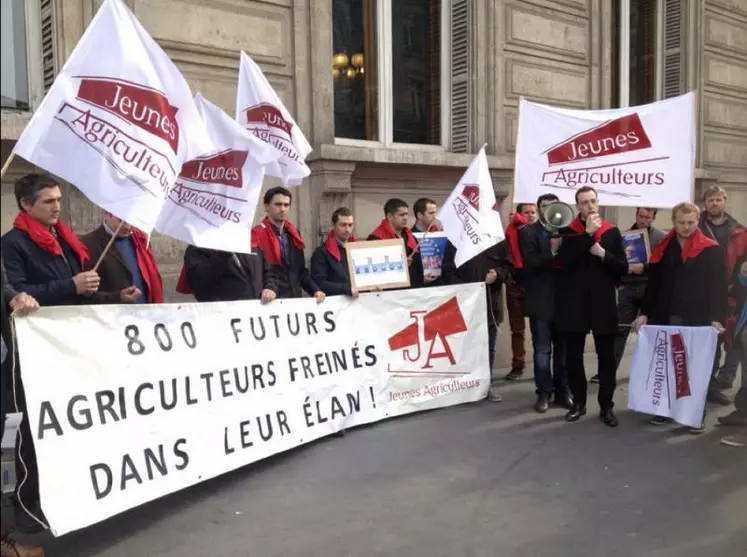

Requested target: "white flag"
[
  {"left": 155, "top": 94, "right": 281, "bottom": 253},
  {"left": 12, "top": 0, "right": 216, "bottom": 234},
  {"left": 437, "top": 147, "right": 505, "bottom": 267},
  {"left": 236, "top": 51, "right": 312, "bottom": 186},
  {"left": 627, "top": 325, "right": 718, "bottom": 428}
]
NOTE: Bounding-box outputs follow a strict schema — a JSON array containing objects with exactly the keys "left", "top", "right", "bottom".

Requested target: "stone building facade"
[{"left": 2, "top": 0, "right": 746, "bottom": 364}]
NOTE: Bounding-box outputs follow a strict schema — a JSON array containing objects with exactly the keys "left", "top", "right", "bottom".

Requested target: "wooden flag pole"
[
  {"left": 0, "top": 153, "right": 16, "bottom": 179},
  {"left": 92, "top": 220, "right": 126, "bottom": 272}
]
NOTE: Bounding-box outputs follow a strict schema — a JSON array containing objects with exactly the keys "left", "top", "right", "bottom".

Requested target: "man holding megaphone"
[{"left": 550, "top": 186, "right": 628, "bottom": 427}]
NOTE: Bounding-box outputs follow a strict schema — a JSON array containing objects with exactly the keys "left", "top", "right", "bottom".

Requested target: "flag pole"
[
  {"left": 0, "top": 153, "right": 16, "bottom": 179},
  {"left": 92, "top": 221, "right": 126, "bottom": 272}
]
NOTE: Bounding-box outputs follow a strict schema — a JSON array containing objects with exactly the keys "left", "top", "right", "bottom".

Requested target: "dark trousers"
[
  {"left": 613, "top": 283, "right": 646, "bottom": 371},
  {"left": 505, "top": 283, "right": 526, "bottom": 369},
  {"left": 565, "top": 332, "right": 617, "bottom": 410},
  {"left": 488, "top": 323, "right": 497, "bottom": 374},
  {"left": 529, "top": 317, "right": 567, "bottom": 396},
  {"left": 11, "top": 359, "right": 39, "bottom": 509},
  {"left": 713, "top": 340, "right": 743, "bottom": 386}
]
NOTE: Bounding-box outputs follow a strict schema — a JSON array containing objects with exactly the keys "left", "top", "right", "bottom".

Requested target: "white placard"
[{"left": 14, "top": 284, "right": 489, "bottom": 536}]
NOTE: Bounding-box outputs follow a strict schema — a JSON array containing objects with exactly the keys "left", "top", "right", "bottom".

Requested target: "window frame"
[
  {"left": 1, "top": 0, "right": 44, "bottom": 113},
  {"left": 333, "top": 0, "right": 452, "bottom": 152}
]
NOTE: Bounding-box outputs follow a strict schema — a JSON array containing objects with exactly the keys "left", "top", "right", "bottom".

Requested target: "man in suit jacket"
[
  {"left": 311, "top": 207, "right": 358, "bottom": 297},
  {"left": 553, "top": 187, "right": 628, "bottom": 427},
  {"left": 519, "top": 193, "right": 571, "bottom": 413},
  {"left": 81, "top": 213, "right": 164, "bottom": 304}
]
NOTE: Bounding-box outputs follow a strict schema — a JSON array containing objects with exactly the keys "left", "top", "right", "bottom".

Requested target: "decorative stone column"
[{"left": 307, "top": 160, "right": 356, "bottom": 245}]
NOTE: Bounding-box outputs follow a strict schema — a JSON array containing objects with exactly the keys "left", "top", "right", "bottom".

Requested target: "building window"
[
  {"left": 1, "top": 0, "right": 30, "bottom": 109},
  {"left": 332, "top": 0, "right": 453, "bottom": 148},
  {"left": 615, "top": 0, "right": 683, "bottom": 108}
]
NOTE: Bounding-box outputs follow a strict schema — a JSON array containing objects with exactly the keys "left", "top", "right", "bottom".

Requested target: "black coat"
[
  {"left": 554, "top": 226, "right": 628, "bottom": 334},
  {"left": 272, "top": 241, "right": 318, "bottom": 299},
  {"left": 183, "top": 246, "right": 278, "bottom": 303},
  {"left": 518, "top": 222, "right": 556, "bottom": 321},
  {"left": 642, "top": 242, "right": 727, "bottom": 326},
  {"left": 1, "top": 227, "right": 90, "bottom": 306},
  {"left": 310, "top": 242, "right": 353, "bottom": 297}
]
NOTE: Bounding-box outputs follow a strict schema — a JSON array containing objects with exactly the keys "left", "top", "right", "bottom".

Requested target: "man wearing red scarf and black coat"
[
  {"left": 252, "top": 187, "right": 325, "bottom": 303},
  {"left": 0, "top": 174, "right": 106, "bottom": 533},
  {"left": 553, "top": 187, "right": 628, "bottom": 427},
  {"left": 311, "top": 207, "right": 359, "bottom": 297},
  {"left": 633, "top": 201, "right": 727, "bottom": 432},
  {"left": 367, "top": 198, "right": 424, "bottom": 288}
]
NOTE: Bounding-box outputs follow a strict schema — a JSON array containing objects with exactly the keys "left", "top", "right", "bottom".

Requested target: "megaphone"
[{"left": 541, "top": 201, "right": 575, "bottom": 236}]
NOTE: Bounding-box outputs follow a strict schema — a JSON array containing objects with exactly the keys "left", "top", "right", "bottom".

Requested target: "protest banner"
[
  {"left": 155, "top": 94, "right": 280, "bottom": 253},
  {"left": 438, "top": 146, "right": 505, "bottom": 267},
  {"left": 14, "top": 284, "right": 489, "bottom": 536},
  {"left": 627, "top": 325, "right": 718, "bottom": 428},
  {"left": 11, "top": 0, "right": 216, "bottom": 234},
  {"left": 514, "top": 92, "right": 695, "bottom": 208},
  {"left": 413, "top": 232, "right": 449, "bottom": 278}
]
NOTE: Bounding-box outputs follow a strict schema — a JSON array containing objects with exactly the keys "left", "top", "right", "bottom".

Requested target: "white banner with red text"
[
  {"left": 14, "top": 284, "right": 489, "bottom": 536},
  {"left": 514, "top": 93, "right": 695, "bottom": 208},
  {"left": 627, "top": 325, "right": 718, "bottom": 428}
]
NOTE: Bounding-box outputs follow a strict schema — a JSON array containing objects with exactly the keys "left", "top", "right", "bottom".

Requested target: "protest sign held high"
[
  {"left": 513, "top": 93, "right": 696, "bottom": 208},
  {"left": 155, "top": 94, "right": 281, "bottom": 254},
  {"left": 11, "top": 0, "right": 217, "bottom": 234},
  {"left": 14, "top": 284, "right": 489, "bottom": 536}
]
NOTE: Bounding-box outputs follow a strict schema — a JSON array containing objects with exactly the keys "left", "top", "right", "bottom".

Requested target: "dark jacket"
[
  {"left": 1, "top": 260, "right": 17, "bottom": 364},
  {"left": 80, "top": 225, "right": 137, "bottom": 304},
  {"left": 409, "top": 225, "right": 438, "bottom": 288},
  {"left": 1, "top": 227, "right": 90, "bottom": 306},
  {"left": 441, "top": 240, "right": 507, "bottom": 326},
  {"left": 366, "top": 232, "right": 425, "bottom": 289},
  {"left": 620, "top": 224, "right": 667, "bottom": 285},
  {"left": 518, "top": 222, "right": 556, "bottom": 321},
  {"left": 642, "top": 242, "right": 727, "bottom": 327},
  {"left": 310, "top": 241, "right": 353, "bottom": 297},
  {"left": 699, "top": 212, "right": 739, "bottom": 250},
  {"left": 272, "top": 238, "right": 319, "bottom": 299},
  {"left": 554, "top": 225, "right": 628, "bottom": 334},
  {"left": 183, "top": 246, "right": 278, "bottom": 303}
]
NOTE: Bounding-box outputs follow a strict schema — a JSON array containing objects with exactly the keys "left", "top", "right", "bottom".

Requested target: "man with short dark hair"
[
  {"left": 311, "top": 207, "right": 358, "bottom": 297},
  {"left": 412, "top": 198, "right": 440, "bottom": 233},
  {"left": 519, "top": 193, "right": 571, "bottom": 412},
  {"left": 252, "top": 186, "right": 324, "bottom": 303},
  {"left": 554, "top": 186, "right": 628, "bottom": 427},
  {"left": 368, "top": 198, "right": 424, "bottom": 288}
]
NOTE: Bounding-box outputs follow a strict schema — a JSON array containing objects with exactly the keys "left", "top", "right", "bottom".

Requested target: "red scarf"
[
  {"left": 370, "top": 219, "right": 417, "bottom": 251},
  {"left": 649, "top": 227, "right": 717, "bottom": 264},
  {"left": 14, "top": 212, "right": 90, "bottom": 267},
  {"left": 569, "top": 215, "right": 614, "bottom": 241},
  {"left": 325, "top": 230, "right": 357, "bottom": 262},
  {"left": 251, "top": 217, "right": 305, "bottom": 265},
  {"left": 505, "top": 213, "right": 527, "bottom": 269},
  {"left": 130, "top": 229, "right": 164, "bottom": 303},
  {"left": 426, "top": 223, "right": 441, "bottom": 232}
]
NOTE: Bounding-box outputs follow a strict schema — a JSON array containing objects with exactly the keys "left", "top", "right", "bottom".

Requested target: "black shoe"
[
  {"left": 505, "top": 367, "right": 524, "bottom": 380},
  {"left": 534, "top": 393, "right": 550, "bottom": 413},
  {"left": 707, "top": 389, "right": 732, "bottom": 406},
  {"left": 718, "top": 411, "right": 747, "bottom": 427},
  {"left": 553, "top": 392, "right": 573, "bottom": 410},
  {"left": 600, "top": 409, "right": 619, "bottom": 427},
  {"left": 13, "top": 505, "right": 47, "bottom": 534},
  {"left": 649, "top": 415, "right": 673, "bottom": 426},
  {"left": 565, "top": 405, "right": 587, "bottom": 422},
  {"left": 590, "top": 374, "right": 600, "bottom": 383},
  {"left": 711, "top": 374, "right": 733, "bottom": 391}
]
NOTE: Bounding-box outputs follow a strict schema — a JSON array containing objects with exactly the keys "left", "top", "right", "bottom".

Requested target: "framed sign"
[
  {"left": 346, "top": 238, "right": 411, "bottom": 291},
  {"left": 412, "top": 232, "right": 448, "bottom": 278},
  {"left": 621, "top": 229, "right": 651, "bottom": 265}
]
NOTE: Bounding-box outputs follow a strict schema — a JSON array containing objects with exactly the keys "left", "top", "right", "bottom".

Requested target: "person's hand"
[
  {"left": 711, "top": 321, "right": 726, "bottom": 334},
  {"left": 9, "top": 292, "right": 39, "bottom": 316},
  {"left": 73, "top": 271, "right": 100, "bottom": 295},
  {"left": 589, "top": 242, "right": 606, "bottom": 259},
  {"left": 261, "top": 289, "right": 276, "bottom": 304},
  {"left": 314, "top": 291, "right": 326, "bottom": 304},
  {"left": 628, "top": 263, "right": 644, "bottom": 275},
  {"left": 631, "top": 315, "right": 648, "bottom": 332},
  {"left": 586, "top": 213, "right": 601, "bottom": 235},
  {"left": 550, "top": 237, "right": 562, "bottom": 253},
  {"left": 406, "top": 255, "right": 413, "bottom": 267},
  {"left": 424, "top": 275, "right": 436, "bottom": 284},
  {"left": 485, "top": 269, "right": 498, "bottom": 285},
  {"left": 119, "top": 286, "right": 142, "bottom": 303},
  {"left": 350, "top": 287, "right": 359, "bottom": 299}
]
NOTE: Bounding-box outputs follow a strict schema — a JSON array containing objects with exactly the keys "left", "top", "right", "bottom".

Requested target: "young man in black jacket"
[{"left": 311, "top": 207, "right": 358, "bottom": 298}]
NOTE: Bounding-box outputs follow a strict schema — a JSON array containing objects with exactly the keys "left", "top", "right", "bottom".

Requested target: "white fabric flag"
[
  {"left": 12, "top": 0, "right": 216, "bottom": 234},
  {"left": 513, "top": 93, "right": 695, "bottom": 208},
  {"left": 437, "top": 147, "right": 505, "bottom": 267},
  {"left": 155, "top": 94, "right": 280, "bottom": 253},
  {"left": 627, "top": 325, "right": 718, "bottom": 428},
  {"left": 236, "top": 51, "right": 312, "bottom": 186}
]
